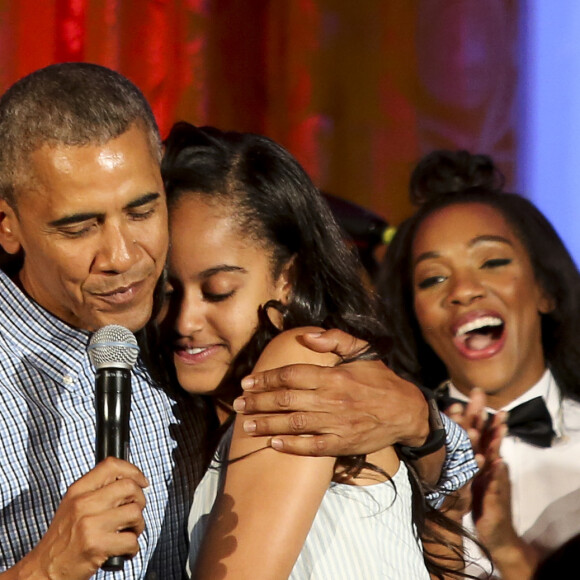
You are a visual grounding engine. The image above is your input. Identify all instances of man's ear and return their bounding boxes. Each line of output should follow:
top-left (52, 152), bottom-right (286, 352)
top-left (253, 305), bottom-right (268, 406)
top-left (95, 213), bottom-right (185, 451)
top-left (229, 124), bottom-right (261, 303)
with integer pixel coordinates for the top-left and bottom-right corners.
top-left (0, 200), bottom-right (22, 255)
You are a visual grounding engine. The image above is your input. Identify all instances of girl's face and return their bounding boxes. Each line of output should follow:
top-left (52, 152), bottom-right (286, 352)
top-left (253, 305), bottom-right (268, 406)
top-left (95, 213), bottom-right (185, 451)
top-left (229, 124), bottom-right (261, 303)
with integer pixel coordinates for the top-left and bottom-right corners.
top-left (162, 195), bottom-right (291, 398)
top-left (411, 203), bottom-right (553, 408)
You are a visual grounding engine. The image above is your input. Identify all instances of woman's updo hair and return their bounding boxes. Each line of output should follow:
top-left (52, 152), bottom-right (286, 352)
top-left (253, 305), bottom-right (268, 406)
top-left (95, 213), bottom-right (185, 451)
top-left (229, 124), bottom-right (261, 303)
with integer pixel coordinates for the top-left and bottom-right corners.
top-left (378, 149), bottom-right (580, 399)
top-left (409, 149), bottom-right (505, 206)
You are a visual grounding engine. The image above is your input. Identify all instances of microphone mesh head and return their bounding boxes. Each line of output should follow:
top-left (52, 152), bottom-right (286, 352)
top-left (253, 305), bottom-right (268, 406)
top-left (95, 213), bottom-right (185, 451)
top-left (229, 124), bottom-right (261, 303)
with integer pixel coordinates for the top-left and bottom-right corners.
top-left (88, 324), bottom-right (140, 370)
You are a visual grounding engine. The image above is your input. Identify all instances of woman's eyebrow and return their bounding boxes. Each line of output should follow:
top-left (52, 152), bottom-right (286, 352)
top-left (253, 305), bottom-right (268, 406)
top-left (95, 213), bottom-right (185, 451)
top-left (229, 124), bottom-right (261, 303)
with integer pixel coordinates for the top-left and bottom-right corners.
top-left (468, 234), bottom-right (514, 248)
top-left (414, 250), bottom-right (440, 267)
top-left (414, 235), bottom-right (514, 267)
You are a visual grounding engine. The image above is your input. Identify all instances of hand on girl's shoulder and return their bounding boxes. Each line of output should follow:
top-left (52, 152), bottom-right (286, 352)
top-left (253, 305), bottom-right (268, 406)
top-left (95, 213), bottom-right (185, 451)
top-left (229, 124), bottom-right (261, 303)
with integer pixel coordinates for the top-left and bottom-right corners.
top-left (254, 326), bottom-right (341, 373)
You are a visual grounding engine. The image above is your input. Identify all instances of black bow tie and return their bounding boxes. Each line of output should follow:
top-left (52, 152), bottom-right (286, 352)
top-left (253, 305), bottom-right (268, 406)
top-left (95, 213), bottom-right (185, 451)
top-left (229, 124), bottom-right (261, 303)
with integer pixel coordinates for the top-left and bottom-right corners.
top-left (435, 386), bottom-right (555, 448)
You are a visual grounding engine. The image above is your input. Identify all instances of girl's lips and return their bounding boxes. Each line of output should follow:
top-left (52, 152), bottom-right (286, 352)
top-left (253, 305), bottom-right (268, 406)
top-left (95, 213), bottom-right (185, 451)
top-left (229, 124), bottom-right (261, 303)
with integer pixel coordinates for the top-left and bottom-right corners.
top-left (450, 310), bottom-right (506, 360)
top-left (174, 344), bottom-right (221, 365)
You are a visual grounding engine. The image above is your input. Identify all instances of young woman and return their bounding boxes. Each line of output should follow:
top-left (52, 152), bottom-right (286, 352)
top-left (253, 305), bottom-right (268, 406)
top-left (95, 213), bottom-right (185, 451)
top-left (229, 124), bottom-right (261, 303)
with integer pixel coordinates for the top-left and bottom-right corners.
top-left (157, 124), bottom-right (479, 579)
top-left (378, 150), bottom-right (580, 579)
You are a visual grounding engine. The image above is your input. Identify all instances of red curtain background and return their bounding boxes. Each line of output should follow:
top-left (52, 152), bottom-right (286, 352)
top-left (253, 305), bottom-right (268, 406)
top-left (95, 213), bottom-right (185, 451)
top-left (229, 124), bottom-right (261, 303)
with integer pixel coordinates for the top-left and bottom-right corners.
top-left (0, 0), bottom-right (519, 226)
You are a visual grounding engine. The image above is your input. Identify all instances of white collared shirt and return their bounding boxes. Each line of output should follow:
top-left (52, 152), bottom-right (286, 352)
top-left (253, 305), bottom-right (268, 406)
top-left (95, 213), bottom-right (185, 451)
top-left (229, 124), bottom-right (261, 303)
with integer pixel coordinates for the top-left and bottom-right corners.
top-left (447, 369), bottom-right (580, 577)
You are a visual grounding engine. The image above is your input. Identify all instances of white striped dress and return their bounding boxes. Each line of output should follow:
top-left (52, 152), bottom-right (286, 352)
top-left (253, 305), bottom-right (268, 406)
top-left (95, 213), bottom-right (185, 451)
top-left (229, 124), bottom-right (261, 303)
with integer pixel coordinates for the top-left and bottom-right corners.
top-left (187, 426), bottom-right (430, 579)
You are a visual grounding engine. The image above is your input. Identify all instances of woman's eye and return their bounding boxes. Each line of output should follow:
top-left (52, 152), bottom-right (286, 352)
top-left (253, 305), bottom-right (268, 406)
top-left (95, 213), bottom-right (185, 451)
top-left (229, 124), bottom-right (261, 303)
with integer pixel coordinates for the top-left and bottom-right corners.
top-left (482, 258), bottom-right (512, 269)
top-left (417, 275), bottom-right (446, 290)
top-left (204, 290), bottom-right (235, 303)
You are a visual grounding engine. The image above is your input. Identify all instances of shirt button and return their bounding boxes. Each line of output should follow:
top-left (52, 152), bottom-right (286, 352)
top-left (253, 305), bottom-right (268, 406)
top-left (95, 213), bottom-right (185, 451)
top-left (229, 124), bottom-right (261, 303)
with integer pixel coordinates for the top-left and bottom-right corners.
top-left (63, 374), bottom-right (74, 385)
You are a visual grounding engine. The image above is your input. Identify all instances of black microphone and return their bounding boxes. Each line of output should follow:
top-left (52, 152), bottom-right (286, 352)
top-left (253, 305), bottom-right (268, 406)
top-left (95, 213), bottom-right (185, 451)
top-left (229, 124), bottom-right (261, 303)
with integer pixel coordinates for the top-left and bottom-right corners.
top-left (88, 324), bottom-right (139, 572)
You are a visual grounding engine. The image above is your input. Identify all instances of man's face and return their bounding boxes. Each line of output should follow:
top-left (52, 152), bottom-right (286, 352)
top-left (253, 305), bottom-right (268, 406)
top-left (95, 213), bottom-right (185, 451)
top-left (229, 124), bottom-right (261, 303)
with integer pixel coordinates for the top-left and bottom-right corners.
top-left (0, 125), bottom-right (168, 332)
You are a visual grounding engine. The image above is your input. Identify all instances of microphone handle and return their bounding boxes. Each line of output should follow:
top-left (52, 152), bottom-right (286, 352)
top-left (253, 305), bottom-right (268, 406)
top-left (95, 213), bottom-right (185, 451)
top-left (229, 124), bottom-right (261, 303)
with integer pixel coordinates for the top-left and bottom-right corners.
top-left (95, 367), bottom-right (131, 572)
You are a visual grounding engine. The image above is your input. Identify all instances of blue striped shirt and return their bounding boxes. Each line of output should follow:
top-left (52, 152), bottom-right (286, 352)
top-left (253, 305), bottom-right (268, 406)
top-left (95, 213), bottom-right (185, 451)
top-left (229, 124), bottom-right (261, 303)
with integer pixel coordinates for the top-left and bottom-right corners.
top-left (430, 412), bottom-right (478, 506)
top-left (0, 269), bottom-right (210, 578)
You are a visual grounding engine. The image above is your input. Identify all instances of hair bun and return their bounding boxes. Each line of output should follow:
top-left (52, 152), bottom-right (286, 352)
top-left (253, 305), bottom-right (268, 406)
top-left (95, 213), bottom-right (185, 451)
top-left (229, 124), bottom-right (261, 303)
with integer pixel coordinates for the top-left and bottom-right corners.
top-left (409, 149), bottom-right (505, 206)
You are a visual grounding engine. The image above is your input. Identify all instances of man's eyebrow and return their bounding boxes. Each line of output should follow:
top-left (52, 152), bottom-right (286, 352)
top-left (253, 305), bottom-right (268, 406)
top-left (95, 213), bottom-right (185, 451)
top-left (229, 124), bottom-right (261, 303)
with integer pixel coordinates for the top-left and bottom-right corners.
top-left (48, 212), bottom-right (101, 228)
top-left (47, 192), bottom-right (162, 228)
top-left (125, 192), bottom-right (161, 210)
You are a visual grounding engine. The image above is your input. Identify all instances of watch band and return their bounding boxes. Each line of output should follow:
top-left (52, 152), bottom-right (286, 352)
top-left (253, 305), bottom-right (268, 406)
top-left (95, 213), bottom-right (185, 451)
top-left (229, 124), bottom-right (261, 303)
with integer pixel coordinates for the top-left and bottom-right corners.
top-left (397, 388), bottom-right (447, 461)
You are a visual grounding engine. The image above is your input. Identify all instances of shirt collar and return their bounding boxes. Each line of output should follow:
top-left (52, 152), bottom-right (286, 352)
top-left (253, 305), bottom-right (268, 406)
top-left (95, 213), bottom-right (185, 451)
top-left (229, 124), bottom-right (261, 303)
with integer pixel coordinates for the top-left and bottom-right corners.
top-left (0, 268), bottom-right (92, 389)
top-left (444, 368), bottom-right (563, 438)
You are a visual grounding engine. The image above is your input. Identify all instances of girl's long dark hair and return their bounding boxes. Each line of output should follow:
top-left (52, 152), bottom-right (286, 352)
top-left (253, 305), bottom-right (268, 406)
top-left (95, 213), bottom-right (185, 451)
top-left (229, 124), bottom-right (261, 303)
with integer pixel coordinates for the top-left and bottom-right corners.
top-left (157, 126), bottom-right (482, 578)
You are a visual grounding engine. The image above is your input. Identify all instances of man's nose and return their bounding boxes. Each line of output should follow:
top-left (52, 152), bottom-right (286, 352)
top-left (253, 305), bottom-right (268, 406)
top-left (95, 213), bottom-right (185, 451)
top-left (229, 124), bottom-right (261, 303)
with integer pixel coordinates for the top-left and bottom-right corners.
top-left (95, 224), bottom-right (137, 273)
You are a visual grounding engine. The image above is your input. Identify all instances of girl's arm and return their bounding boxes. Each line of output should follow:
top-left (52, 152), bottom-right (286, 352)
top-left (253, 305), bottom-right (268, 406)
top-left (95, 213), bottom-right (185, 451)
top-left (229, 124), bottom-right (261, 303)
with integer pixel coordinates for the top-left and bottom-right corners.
top-left (194, 327), bottom-right (339, 580)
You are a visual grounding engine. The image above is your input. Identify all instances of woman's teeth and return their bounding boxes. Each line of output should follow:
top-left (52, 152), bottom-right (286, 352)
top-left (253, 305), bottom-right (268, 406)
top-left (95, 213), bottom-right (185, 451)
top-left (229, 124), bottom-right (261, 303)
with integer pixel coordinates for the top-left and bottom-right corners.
top-left (456, 316), bottom-right (503, 337)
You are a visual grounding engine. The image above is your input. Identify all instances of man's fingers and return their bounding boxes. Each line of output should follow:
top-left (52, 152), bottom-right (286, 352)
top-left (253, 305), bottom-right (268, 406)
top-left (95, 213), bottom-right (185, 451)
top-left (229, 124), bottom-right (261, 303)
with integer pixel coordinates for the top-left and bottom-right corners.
top-left (239, 410), bottom-right (381, 456)
top-left (298, 328), bottom-right (368, 358)
top-left (102, 529), bottom-right (141, 560)
top-left (96, 516), bottom-right (143, 563)
top-left (64, 477), bottom-right (148, 542)
top-left (241, 411), bottom-right (339, 437)
top-left (235, 387), bottom-right (347, 414)
top-left (269, 434), bottom-right (342, 456)
top-left (68, 457), bottom-right (149, 496)
top-left (239, 330), bottom-right (370, 394)
top-left (98, 476), bottom-right (148, 511)
top-left (241, 363), bottom-right (325, 394)
top-left (239, 363), bottom-right (359, 401)
top-left (105, 501), bottom-right (147, 537)
top-left (84, 481), bottom-right (147, 563)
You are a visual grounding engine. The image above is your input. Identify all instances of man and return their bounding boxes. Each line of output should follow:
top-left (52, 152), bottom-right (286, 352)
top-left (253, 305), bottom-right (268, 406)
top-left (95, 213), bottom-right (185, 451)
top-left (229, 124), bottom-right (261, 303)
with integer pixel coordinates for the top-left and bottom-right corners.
top-left (0, 63), bottom-right (474, 579)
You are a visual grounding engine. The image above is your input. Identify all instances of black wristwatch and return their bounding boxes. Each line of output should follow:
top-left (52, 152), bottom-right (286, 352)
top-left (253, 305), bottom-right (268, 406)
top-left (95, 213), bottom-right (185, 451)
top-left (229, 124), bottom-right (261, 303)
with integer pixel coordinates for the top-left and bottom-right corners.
top-left (397, 387), bottom-right (447, 461)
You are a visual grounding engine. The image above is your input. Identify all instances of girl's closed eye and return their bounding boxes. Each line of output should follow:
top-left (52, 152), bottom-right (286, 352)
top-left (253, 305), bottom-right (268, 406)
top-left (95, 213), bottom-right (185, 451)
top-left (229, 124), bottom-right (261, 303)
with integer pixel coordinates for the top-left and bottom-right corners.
top-left (202, 271), bottom-right (241, 303)
top-left (203, 289), bottom-right (235, 302)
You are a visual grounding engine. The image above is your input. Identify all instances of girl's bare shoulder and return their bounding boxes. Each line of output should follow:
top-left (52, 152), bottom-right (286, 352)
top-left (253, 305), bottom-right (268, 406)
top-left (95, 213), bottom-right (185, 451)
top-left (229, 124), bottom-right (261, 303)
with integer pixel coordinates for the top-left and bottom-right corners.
top-left (254, 326), bottom-right (340, 371)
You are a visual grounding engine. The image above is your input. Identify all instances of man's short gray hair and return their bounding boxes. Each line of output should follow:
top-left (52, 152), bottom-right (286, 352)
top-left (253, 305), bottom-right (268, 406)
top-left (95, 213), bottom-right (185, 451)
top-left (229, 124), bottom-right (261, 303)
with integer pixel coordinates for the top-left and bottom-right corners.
top-left (0, 62), bottom-right (162, 207)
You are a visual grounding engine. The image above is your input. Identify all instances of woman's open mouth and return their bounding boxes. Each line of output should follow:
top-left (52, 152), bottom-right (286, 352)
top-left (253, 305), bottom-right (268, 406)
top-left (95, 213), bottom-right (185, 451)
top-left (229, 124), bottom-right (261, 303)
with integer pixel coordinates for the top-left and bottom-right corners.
top-left (452, 314), bottom-right (506, 359)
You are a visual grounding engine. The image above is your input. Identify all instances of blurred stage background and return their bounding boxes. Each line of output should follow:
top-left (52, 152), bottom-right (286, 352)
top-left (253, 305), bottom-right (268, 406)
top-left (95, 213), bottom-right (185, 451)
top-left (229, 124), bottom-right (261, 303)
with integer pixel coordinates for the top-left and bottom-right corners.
top-left (0, 0), bottom-right (577, 264)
